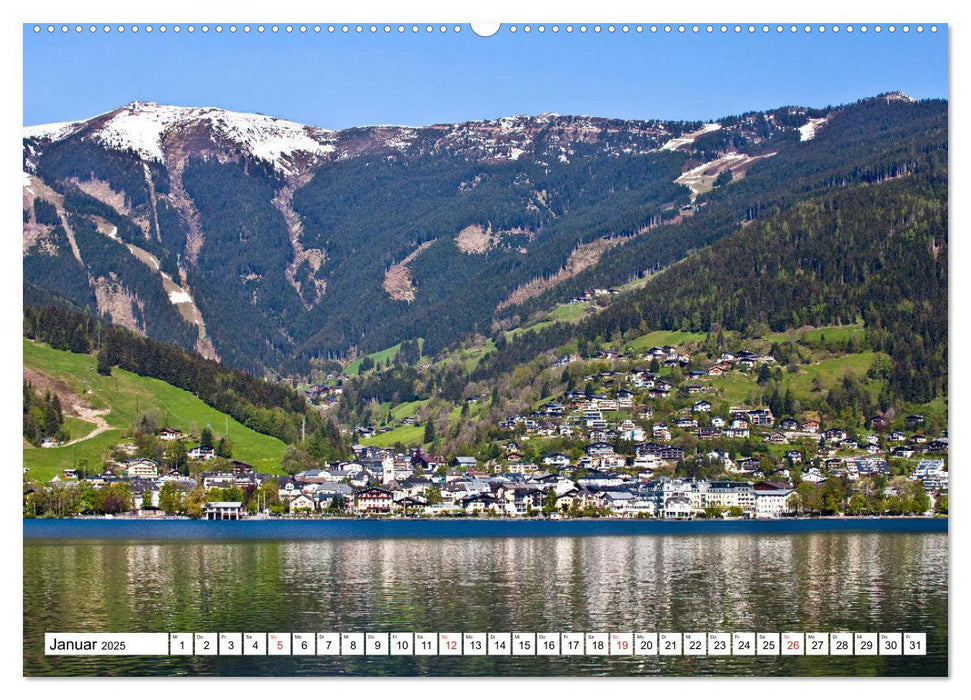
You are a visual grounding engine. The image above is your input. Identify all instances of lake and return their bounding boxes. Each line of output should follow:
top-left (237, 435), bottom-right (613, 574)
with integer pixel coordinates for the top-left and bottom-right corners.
top-left (23, 520), bottom-right (948, 676)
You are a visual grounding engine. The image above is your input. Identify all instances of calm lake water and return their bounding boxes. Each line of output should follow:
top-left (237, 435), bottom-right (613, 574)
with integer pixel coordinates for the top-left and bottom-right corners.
top-left (23, 521), bottom-right (948, 676)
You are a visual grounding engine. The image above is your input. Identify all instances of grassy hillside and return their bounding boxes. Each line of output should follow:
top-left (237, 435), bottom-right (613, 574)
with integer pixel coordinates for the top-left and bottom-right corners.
top-left (701, 351), bottom-right (887, 406)
top-left (345, 343), bottom-right (402, 376)
top-left (23, 339), bottom-right (286, 481)
top-left (626, 330), bottom-right (707, 352)
top-left (360, 424), bottom-right (425, 448)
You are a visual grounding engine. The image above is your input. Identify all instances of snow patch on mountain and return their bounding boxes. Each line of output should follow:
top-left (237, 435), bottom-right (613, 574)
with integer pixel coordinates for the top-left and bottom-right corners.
top-left (203, 109), bottom-right (336, 171)
top-left (22, 120), bottom-right (84, 141)
top-left (93, 104), bottom-right (180, 161)
top-left (798, 118), bottom-right (828, 142)
top-left (882, 91), bottom-right (916, 103)
top-left (660, 123), bottom-right (721, 151)
top-left (168, 290), bottom-right (193, 304)
top-left (380, 127), bottom-right (419, 152)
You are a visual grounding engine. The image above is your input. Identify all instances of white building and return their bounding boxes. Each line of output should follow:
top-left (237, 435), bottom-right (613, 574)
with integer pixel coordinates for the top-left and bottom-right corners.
top-left (754, 483), bottom-right (795, 518)
top-left (124, 458), bottom-right (159, 479)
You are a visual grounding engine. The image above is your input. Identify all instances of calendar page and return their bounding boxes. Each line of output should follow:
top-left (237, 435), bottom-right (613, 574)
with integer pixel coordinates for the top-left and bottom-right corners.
top-left (19, 3), bottom-right (949, 685)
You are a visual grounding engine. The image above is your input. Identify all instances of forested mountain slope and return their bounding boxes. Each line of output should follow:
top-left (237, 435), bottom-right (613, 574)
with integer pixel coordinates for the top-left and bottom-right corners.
top-left (23, 94), bottom-right (944, 377)
top-left (474, 170), bottom-right (947, 405)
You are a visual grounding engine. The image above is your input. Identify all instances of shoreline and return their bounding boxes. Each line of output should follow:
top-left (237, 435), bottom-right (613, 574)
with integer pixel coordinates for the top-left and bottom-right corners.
top-left (23, 516), bottom-right (947, 540)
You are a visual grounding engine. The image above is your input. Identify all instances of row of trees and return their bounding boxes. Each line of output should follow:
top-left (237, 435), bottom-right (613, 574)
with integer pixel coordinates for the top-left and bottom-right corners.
top-left (788, 476), bottom-right (932, 516)
top-left (25, 481), bottom-right (132, 518)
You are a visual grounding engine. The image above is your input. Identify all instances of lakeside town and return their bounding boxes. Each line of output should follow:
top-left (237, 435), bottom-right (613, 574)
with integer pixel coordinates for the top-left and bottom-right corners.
top-left (24, 344), bottom-right (948, 521)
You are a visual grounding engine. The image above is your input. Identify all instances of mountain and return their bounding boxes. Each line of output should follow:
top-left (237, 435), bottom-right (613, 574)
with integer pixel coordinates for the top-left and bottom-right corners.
top-left (23, 94), bottom-right (942, 376)
top-left (333, 162), bottom-right (947, 461)
top-left (472, 169), bottom-right (947, 404)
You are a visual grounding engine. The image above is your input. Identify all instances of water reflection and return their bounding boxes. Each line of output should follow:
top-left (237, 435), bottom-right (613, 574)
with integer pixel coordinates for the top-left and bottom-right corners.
top-left (24, 533), bottom-right (947, 676)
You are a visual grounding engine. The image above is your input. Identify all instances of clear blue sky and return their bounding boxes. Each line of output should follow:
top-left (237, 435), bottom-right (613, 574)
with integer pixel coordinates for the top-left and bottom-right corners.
top-left (24, 24), bottom-right (948, 128)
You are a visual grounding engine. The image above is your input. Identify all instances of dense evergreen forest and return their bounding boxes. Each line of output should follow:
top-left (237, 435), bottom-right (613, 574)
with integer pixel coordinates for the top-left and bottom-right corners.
top-left (497, 97), bottom-right (947, 323)
top-left (181, 157), bottom-right (303, 371)
top-left (474, 171), bottom-right (947, 405)
top-left (290, 149), bottom-right (689, 360)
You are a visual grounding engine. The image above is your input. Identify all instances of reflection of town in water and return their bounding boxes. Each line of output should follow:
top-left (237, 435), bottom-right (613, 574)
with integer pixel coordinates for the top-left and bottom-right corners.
top-left (24, 533), bottom-right (947, 676)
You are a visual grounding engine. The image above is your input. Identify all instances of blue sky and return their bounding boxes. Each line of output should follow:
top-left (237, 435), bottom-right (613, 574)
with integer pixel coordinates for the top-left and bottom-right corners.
top-left (23, 24), bottom-right (948, 128)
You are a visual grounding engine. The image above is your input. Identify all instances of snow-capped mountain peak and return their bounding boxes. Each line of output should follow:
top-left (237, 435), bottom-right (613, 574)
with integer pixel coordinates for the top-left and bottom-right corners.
top-left (25, 101), bottom-right (337, 175)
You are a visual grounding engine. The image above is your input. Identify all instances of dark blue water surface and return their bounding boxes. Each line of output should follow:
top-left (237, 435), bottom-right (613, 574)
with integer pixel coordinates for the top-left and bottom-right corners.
top-left (22, 516), bottom-right (948, 541)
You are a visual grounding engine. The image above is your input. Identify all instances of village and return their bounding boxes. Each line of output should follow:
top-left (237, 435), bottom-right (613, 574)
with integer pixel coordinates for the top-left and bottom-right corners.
top-left (25, 342), bottom-right (947, 521)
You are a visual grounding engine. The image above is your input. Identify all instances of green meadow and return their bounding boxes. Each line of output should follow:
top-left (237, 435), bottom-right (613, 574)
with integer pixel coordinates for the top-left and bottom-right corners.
top-left (344, 343), bottom-right (403, 376)
top-left (23, 340), bottom-right (286, 481)
top-left (626, 330), bottom-right (707, 352)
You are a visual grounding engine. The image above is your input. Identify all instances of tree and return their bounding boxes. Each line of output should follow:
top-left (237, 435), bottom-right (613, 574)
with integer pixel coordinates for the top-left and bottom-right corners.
top-left (164, 440), bottom-right (189, 474)
top-left (714, 170), bottom-right (733, 187)
top-left (134, 410), bottom-right (161, 436)
top-left (158, 481), bottom-right (185, 514)
top-left (140, 488), bottom-right (153, 510)
top-left (423, 419), bottom-right (436, 444)
top-left (868, 354), bottom-right (892, 381)
top-left (793, 481), bottom-right (822, 514)
top-left (543, 489), bottom-right (558, 515)
top-left (757, 364), bottom-right (772, 385)
top-left (45, 395), bottom-right (63, 437)
top-left (216, 437), bottom-right (233, 458)
top-left (786, 492), bottom-right (802, 516)
top-left (281, 445), bottom-right (312, 475)
top-left (847, 493), bottom-right (868, 515)
top-left (200, 425), bottom-right (214, 449)
top-left (819, 478), bottom-right (846, 515)
top-left (185, 487), bottom-right (206, 519)
top-left (95, 483), bottom-right (132, 514)
top-left (74, 481), bottom-right (96, 514)
top-left (911, 482), bottom-right (931, 513)
top-left (247, 477), bottom-right (282, 514)
top-left (96, 350), bottom-right (112, 376)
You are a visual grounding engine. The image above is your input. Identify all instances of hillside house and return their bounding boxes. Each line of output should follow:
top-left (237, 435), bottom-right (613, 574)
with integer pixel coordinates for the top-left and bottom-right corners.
top-left (188, 445), bottom-right (216, 461)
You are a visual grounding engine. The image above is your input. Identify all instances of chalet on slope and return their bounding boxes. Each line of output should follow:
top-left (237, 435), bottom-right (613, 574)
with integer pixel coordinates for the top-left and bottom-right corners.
top-left (158, 428), bottom-right (184, 441)
top-left (188, 444), bottom-right (216, 460)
